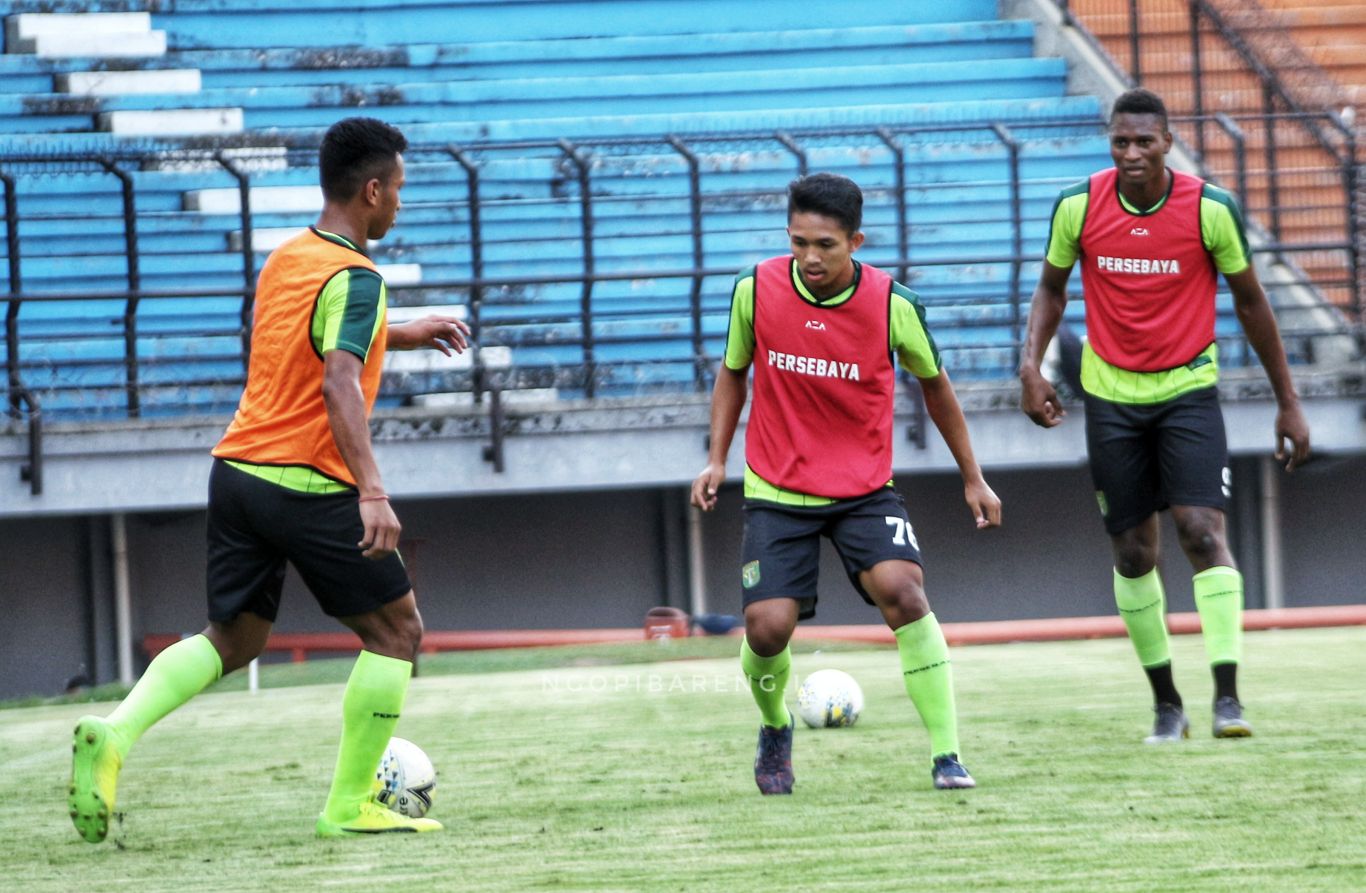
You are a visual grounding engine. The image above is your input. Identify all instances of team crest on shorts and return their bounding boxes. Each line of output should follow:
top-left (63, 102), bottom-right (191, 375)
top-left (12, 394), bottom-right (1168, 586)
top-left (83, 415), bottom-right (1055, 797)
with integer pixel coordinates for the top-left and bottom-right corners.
top-left (1095, 491), bottom-right (1109, 517)
top-left (742, 560), bottom-right (761, 589)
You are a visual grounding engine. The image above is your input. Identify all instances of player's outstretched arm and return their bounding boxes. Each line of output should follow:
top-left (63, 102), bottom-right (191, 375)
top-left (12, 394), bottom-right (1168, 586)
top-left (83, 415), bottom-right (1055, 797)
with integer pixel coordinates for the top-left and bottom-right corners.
top-left (322, 349), bottom-right (401, 558)
top-left (1226, 267), bottom-right (1311, 470)
top-left (1018, 261), bottom-right (1073, 428)
top-left (387, 315), bottom-right (471, 354)
top-left (920, 369), bottom-right (1002, 529)
top-left (690, 365), bottom-right (748, 512)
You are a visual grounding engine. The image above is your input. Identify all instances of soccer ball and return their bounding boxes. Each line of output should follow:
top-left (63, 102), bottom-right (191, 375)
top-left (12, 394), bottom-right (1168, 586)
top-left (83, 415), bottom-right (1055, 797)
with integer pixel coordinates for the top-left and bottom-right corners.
top-left (796, 669), bottom-right (864, 728)
top-left (375, 737), bottom-right (437, 818)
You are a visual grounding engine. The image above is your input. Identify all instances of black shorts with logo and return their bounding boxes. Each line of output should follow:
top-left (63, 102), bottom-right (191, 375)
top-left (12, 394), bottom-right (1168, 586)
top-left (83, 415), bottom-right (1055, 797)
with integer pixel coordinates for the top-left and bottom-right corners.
top-left (1084, 385), bottom-right (1230, 536)
top-left (205, 459), bottom-right (413, 623)
top-left (739, 487), bottom-right (924, 621)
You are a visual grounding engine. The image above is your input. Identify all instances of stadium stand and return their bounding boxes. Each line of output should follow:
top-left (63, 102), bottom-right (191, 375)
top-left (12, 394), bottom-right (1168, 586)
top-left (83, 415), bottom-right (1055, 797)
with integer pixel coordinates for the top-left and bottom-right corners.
top-left (0, 0), bottom-right (1124, 419)
top-left (0, 0), bottom-right (1352, 421)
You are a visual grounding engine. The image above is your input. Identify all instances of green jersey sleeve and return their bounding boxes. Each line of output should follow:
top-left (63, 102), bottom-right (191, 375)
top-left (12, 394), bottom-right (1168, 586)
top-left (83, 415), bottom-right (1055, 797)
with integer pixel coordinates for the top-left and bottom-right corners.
top-left (890, 283), bottom-right (941, 378)
top-left (722, 267), bottom-right (757, 370)
top-left (1200, 184), bottom-right (1252, 275)
top-left (311, 267), bottom-right (387, 361)
top-left (1044, 180), bottom-right (1091, 269)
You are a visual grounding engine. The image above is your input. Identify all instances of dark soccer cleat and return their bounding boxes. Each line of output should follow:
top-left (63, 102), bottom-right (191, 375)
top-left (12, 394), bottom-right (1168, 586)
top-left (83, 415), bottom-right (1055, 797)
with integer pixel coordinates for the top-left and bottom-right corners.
top-left (1212, 696), bottom-right (1253, 738)
top-left (753, 714), bottom-right (794, 795)
top-left (1144, 702), bottom-right (1190, 744)
top-left (931, 754), bottom-right (976, 790)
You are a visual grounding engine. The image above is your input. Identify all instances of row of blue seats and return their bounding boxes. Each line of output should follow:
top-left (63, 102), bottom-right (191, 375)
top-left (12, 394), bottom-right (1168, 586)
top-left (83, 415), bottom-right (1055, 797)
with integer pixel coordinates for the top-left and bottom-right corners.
top-left (3, 58), bottom-right (1070, 134)
top-left (148, 0), bottom-right (1003, 49)
top-left (0, 21), bottom-right (1037, 92)
top-left (0, 95), bottom-right (1103, 157)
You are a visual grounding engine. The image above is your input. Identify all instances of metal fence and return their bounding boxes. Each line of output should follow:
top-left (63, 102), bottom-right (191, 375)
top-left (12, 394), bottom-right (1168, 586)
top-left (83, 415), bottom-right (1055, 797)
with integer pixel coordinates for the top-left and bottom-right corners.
top-left (3, 116), bottom-right (1362, 495)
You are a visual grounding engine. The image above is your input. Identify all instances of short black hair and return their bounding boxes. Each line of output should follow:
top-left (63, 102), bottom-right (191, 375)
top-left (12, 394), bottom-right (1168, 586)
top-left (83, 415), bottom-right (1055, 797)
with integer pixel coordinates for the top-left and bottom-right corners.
top-left (1109, 88), bottom-right (1169, 131)
top-left (787, 172), bottom-right (862, 236)
top-left (319, 116), bottom-right (408, 202)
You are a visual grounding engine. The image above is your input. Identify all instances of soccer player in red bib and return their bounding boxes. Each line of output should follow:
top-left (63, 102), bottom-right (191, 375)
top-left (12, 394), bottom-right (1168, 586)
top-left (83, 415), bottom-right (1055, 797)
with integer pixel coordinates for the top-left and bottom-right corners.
top-left (1019, 89), bottom-right (1311, 742)
top-left (692, 172), bottom-right (1001, 794)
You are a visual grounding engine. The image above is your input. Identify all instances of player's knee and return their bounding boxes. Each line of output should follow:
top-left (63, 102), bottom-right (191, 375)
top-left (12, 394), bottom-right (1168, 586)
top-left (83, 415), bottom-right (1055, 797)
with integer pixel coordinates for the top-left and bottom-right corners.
top-left (386, 611), bottom-right (423, 661)
top-left (1112, 540), bottom-right (1157, 578)
top-left (744, 618), bottom-right (790, 656)
top-left (1176, 518), bottom-right (1225, 565)
top-left (882, 585), bottom-right (930, 627)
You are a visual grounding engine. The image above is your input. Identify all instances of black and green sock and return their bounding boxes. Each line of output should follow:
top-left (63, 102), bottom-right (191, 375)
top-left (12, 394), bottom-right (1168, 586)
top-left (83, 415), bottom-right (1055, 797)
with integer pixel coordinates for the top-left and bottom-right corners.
top-left (1194, 566), bottom-right (1244, 702)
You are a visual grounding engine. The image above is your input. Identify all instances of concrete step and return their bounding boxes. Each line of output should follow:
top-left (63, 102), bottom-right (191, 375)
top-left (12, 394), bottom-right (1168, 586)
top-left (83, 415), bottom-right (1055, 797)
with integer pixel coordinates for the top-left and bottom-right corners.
top-left (407, 386), bottom-right (558, 409)
top-left (5, 11), bottom-right (150, 42)
top-left (16, 30), bottom-right (166, 59)
top-left (185, 184), bottom-right (319, 214)
top-left (98, 107), bottom-right (242, 136)
top-left (57, 69), bottom-right (201, 96)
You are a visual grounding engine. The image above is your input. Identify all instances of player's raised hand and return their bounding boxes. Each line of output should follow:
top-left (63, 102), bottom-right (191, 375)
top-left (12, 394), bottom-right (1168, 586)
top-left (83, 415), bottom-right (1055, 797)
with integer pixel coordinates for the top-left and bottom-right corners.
top-left (964, 477), bottom-right (1001, 529)
top-left (1019, 368), bottom-right (1065, 428)
top-left (690, 463), bottom-right (725, 511)
top-left (1274, 402), bottom-right (1311, 471)
top-left (391, 315), bottom-right (471, 355)
top-left (358, 497), bottom-right (402, 559)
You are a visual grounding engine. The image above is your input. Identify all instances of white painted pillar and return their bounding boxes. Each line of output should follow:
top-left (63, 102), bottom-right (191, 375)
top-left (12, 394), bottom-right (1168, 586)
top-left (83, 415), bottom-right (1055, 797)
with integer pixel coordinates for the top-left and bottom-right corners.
top-left (1259, 456), bottom-right (1285, 610)
top-left (111, 513), bottom-right (134, 685)
top-left (687, 504), bottom-right (707, 618)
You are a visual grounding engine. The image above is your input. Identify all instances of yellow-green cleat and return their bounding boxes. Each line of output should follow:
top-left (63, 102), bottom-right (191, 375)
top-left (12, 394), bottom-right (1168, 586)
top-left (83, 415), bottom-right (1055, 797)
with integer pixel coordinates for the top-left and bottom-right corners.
top-left (69, 716), bottom-right (122, 844)
top-left (315, 800), bottom-right (443, 838)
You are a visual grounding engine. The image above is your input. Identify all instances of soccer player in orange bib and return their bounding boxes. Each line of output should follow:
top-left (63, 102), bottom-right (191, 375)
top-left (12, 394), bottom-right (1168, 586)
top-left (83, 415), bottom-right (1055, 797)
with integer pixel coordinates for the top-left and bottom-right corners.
top-left (692, 172), bottom-right (1001, 794)
top-left (1019, 89), bottom-right (1310, 742)
top-left (68, 117), bottom-right (469, 842)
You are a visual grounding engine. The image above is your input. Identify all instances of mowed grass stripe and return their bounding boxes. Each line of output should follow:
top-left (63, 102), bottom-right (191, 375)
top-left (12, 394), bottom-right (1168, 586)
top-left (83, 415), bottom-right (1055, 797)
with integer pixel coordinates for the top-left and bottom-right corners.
top-left (5, 627), bottom-right (1363, 892)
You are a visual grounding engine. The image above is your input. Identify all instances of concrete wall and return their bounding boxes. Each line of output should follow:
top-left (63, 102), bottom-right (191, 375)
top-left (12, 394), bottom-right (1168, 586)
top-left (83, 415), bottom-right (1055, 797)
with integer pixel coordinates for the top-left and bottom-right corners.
top-left (2, 453), bottom-right (1361, 700)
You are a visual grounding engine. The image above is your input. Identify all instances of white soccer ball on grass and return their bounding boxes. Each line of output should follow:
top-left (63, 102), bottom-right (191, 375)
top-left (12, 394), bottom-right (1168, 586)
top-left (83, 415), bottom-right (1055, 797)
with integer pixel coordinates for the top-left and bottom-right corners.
top-left (375, 737), bottom-right (437, 818)
top-left (796, 668), bottom-right (864, 728)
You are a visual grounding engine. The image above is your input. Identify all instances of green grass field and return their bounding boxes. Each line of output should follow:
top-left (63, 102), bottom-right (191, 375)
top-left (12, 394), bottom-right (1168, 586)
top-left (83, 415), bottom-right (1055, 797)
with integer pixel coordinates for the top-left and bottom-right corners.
top-left (7, 627), bottom-right (1364, 892)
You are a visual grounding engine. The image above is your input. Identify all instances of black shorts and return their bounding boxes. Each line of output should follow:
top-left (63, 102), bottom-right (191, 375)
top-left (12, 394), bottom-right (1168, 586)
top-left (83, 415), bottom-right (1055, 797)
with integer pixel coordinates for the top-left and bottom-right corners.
top-left (1084, 386), bottom-right (1230, 536)
top-left (205, 459), bottom-right (413, 623)
top-left (739, 488), bottom-right (924, 621)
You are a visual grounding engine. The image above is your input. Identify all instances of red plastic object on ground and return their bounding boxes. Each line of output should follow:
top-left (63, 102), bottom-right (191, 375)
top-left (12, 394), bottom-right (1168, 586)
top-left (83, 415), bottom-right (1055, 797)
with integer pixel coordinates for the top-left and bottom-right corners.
top-left (643, 606), bottom-right (691, 640)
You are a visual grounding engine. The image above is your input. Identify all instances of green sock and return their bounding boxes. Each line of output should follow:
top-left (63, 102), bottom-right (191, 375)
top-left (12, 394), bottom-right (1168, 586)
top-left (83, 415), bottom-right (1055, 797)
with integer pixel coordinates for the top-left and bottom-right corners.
top-left (106, 633), bottom-right (223, 759)
top-left (1114, 568), bottom-right (1171, 668)
top-left (321, 650), bottom-right (413, 823)
top-left (739, 638), bottom-right (791, 729)
top-left (1194, 566), bottom-right (1243, 666)
top-left (894, 613), bottom-right (961, 760)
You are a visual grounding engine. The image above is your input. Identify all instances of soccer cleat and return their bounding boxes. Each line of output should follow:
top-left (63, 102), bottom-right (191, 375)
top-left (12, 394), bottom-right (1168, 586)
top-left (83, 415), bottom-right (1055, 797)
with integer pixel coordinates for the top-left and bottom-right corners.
top-left (68, 716), bottom-right (123, 844)
top-left (753, 713), bottom-right (794, 795)
top-left (931, 754), bottom-right (976, 790)
top-left (1212, 696), bottom-right (1253, 738)
top-left (315, 799), bottom-right (443, 838)
top-left (1144, 702), bottom-right (1190, 744)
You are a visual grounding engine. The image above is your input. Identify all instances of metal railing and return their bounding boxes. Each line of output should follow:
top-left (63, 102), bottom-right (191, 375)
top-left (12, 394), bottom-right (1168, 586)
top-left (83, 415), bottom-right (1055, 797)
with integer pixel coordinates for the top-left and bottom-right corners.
top-left (2, 118), bottom-right (1361, 492)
